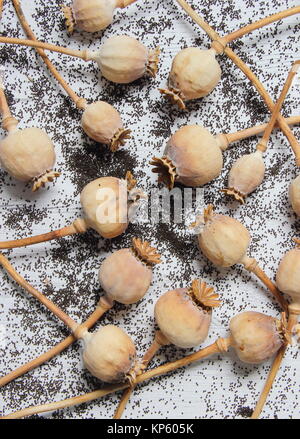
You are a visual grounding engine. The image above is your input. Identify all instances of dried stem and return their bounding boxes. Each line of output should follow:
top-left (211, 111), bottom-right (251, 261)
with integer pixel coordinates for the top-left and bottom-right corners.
top-left (0, 36), bottom-right (90, 61)
top-left (240, 255), bottom-right (288, 313)
top-left (175, 0), bottom-right (300, 165)
top-left (1, 337), bottom-right (231, 419)
top-left (0, 218), bottom-right (88, 249)
top-left (114, 330), bottom-right (170, 419)
top-left (218, 115), bottom-right (300, 150)
top-left (0, 252), bottom-right (78, 332)
top-left (12, 0), bottom-right (87, 110)
top-left (0, 296), bottom-right (113, 388)
top-left (0, 0), bottom-right (3, 19)
top-left (251, 310), bottom-right (298, 419)
top-left (256, 61), bottom-right (300, 152)
top-left (223, 6), bottom-right (300, 44)
top-left (0, 72), bottom-right (18, 131)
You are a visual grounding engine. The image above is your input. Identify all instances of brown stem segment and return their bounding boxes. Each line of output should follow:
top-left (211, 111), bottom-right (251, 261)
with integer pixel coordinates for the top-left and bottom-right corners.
top-left (240, 255), bottom-right (288, 313)
top-left (0, 296), bottom-right (113, 388)
top-left (0, 36), bottom-right (91, 60)
top-left (216, 115), bottom-right (300, 151)
top-left (114, 330), bottom-right (170, 419)
top-left (256, 61), bottom-right (300, 152)
top-left (0, 218), bottom-right (88, 249)
top-left (175, 0), bottom-right (300, 166)
top-left (0, 252), bottom-right (78, 331)
top-left (223, 6), bottom-right (300, 44)
top-left (12, 0), bottom-right (87, 110)
top-left (1, 337), bottom-right (232, 419)
top-left (251, 310), bottom-right (299, 419)
top-left (0, 86), bottom-right (18, 132)
top-left (0, 0), bottom-right (3, 19)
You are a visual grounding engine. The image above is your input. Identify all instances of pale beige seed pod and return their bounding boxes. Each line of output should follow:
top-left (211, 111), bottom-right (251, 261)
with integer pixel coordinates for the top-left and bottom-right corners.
top-left (276, 239), bottom-right (300, 314)
top-left (62, 0), bottom-right (137, 33)
top-left (82, 325), bottom-right (139, 383)
top-left (155, 279), bottom-right (220, 348)
top-left (230, 311), bottom-right (284, 364)
top-left (160, 48), bottom-right (221, 109)
top-left (289, 175), bottom-right (300, 216)
top-left (81, 101), bottom-right (131, 151)
top-left (222, 150), bottom-right (265, 204)
top-left (99, 238), bottom-right (161, 304)
top-left (197, 205), bottom-right (250, 267)
top-left (151, 125), bottom-right (223, 189)
top-left (0, 127), bottom-right (60, 191)
top-left (87, 35), bottom-right (160, 84)
top-left (80, 172), bottom-right (143, 238)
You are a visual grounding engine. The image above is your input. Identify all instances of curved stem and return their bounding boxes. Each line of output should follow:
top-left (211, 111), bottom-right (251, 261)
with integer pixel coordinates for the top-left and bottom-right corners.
top-left (12, 0), bottom-right (87, 110)
top-left (220, 115), bottom-right (300, 148)
top-left (0, 36), bottom-right (90, 60)
top-left (175, 0), bottom-right (300, 166)
top-left (251, 311), bottom-right (298, 419)
top-left (0, 296), bottom-right (113, 388)
top-left (175, 0), bottom-right (219, 41)
top-left (256, 61), bottom-right (300, 152)
top-left (0, 252), bottom-right (77, 331)
top-left (240, 255), bottom-right (288, 313)
top-left (1, 337), bottom-right (231, 419)
top-left (114, 330), bottom-right (170, 419)
top-left (0, 218), bottom-right (88, 249)
top-left (223, 6), bottom-right (300, 44)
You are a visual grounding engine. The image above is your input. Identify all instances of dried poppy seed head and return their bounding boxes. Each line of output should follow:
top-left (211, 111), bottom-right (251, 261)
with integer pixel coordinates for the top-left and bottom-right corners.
top-left (154, 279), bottom-right (220, 348)
top-left (99, 238), bottom-right (160, 305)
top-left (160, 47), bottom-right (221, 109)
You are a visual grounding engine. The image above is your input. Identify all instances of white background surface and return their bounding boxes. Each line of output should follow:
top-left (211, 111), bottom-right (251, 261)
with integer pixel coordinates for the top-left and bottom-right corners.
top-left (0, 0), bottom-right (299, 419)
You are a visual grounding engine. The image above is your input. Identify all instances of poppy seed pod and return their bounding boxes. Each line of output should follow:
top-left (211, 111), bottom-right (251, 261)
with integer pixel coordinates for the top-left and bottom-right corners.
top-left (155, 279), bottom-right (220, 348)
top-left (62, 0), bottom-right (137, 34)
top-left (276, 239), bottom-right (300, 314)
top-left (99, 238), bottom-right (161, 304)
top-left (197, 205), bottom-right (250, 267)
top-left (80, 172), bottom-right (144, 239)
top-left (87, 35), bottom-right (160, 84)
top-left (229, 311), bottom-right (284, 364)
top-left (151, 125), bottom-right (223, 189)
top-left (160, 48), bottom-right (221, 109)
top-left (0, 127), bottom-right (60, 191)
top-left (222, 150), bottom-right (265, 204)
top-left (81, 101), bottom-right (131, 151)
top-left (289, 175), bottom-right (300, 216)
top-left (82, 325), bottom-right (141, 383)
